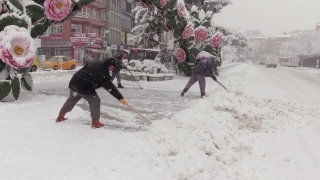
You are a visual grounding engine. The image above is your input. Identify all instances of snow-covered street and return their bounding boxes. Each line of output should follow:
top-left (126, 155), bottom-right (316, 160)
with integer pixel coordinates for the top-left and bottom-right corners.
top-left (1, 63), bottom-right (319, 179)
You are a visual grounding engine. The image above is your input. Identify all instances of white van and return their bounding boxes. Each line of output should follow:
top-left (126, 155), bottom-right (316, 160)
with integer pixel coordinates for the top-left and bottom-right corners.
top-left (266, 55), bottom-right (278, 68)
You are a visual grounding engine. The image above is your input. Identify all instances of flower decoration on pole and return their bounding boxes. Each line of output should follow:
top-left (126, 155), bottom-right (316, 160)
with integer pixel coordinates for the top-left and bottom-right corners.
top-left (174, 48), bottom-right (186, 62)
top-left (211, 32), bottom-right (224, 47)
top-left (194, 26), bottom-right (208, 42)
top-left (44, 0), bottom-right (72, 21)
top-left (0, 25), bottom-right (36, 69)
top-left (0, 0), bottom-right (97, 101)
top-left (0, 0), bottom-right (2, 13)
top-left (130, 0), bottom-right (230, 76)
top-left (160, 0), bottom-right (168, 6)
top-left (205, 11), bottom-right (213, 21)
top-left (182, 22), bottom-right (194, 39)
top-left (177, 0), bottom-right (186, 18)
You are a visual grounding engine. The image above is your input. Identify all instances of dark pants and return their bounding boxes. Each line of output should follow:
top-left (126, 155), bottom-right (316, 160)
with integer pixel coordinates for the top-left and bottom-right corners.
top-left (182, 74), bottom-right (206, 96)
top-left (111, 72), bottom-right (121, 84)
top-left (61, 90), bottom-right (101, 118)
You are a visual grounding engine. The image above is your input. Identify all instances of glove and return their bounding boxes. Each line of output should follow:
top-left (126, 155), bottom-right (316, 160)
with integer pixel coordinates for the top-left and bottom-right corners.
top-left (211, 74), bottom-right (217, 81)
top-left (119, 99), bottom-right (127, 105)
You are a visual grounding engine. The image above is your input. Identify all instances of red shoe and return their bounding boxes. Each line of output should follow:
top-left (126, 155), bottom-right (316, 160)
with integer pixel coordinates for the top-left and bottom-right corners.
top-left (56, 110), bottom-right (68, 122)
top-left (91, 118), bottom-right (105, 128)
top-left (56, 117), bottom-right (68, 122)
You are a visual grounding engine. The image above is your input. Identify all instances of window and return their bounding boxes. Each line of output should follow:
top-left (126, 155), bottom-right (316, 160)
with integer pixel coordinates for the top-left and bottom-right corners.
top-left (73, 24), bottom-right (82, 33)
top-left (92, 10), bottom-right (98, 18)
top-left (85, 27), bottom-right (90, 33)
top-left (91, 29), bottom-right (98, 34)
top-left (51, 25), bottom-right (63, 34)
top-left (86, 7), bottom-right (90, 14)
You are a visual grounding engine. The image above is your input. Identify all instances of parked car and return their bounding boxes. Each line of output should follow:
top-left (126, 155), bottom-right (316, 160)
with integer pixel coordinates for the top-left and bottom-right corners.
top-left (40, 56), bottom-right (78, 70)
top-left (30, 55), bottom-right (39, 72)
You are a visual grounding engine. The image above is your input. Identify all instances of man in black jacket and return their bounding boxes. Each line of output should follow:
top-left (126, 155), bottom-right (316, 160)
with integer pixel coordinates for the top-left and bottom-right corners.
top-left (111, 53), bottom-right (124, 88)
top-left (56, 58), bottom-right (127, 128)
top-left (181, 57), bottom-right (217, 98)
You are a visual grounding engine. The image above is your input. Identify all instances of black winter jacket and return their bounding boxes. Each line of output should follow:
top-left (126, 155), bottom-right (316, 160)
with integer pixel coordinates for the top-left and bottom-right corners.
top-left (69, 60), bottom-right (123, 100)
top-left (193, 57), bottom-right (214, 76)
top-left (113, 56), bottom-right (123, 73)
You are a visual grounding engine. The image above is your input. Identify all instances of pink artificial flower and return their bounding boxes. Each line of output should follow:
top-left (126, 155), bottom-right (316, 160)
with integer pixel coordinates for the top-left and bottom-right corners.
top-left (174, 48), bottom-right (186, 62)
top-left (0, 0), bottom-right (2, 13)
top-left (142, 2), bottom-right (152, 8)
top-left (177, 2), bottom-right (186, 17)
top-left (157, 9), bottom-right (165, 19)
top-left (182, 23), bottom-right (194, 39)
top-left (196, 51), bottom-right (213, 59)
top-left (0, 25), bottom-right (36, 69)
top-left (194, 26), bottom-right (208, 42)
top-left (164, 21), bottom-right (171, 31)
top-left (160, 0), bottom-right (168, 6)
top-left (206, 11), bottom-right (213, 20)
top-left (44, 0), bottom-right (72, 21)
top-left (211, 32), bottom-right (223, 47)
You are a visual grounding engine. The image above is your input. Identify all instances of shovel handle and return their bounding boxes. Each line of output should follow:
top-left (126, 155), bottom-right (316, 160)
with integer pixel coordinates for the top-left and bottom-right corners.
top-left (126, 103), bottom-right (152, 124)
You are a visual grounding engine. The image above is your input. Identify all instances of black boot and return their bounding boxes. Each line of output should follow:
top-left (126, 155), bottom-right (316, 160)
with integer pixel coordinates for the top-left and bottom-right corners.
top-left (181, 88), bottom-right (188, 97)
top-left (201, 92), bottom-right (206, 98)
top-left (118, 83), bottom-right (124, 88)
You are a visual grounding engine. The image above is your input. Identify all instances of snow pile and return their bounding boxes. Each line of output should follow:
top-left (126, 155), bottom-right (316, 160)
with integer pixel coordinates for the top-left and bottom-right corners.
top-left (124, 58), bottom-right (169, 73)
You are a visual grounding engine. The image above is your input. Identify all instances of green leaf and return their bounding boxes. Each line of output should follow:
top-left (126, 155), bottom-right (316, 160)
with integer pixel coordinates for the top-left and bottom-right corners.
top-left (0, 81), bottom-right (11, 101)
top-left (25, 4), bottom-right (45, 22)
top-left (166, 0), bottom-right (177, 10)
top-left (31, 24), bottom-right (45, 38)
top-left (11, 77), bottom-right (20, 100)
top-left (202, 21), bottom-right (211, 28)
top-left (21, 74), bottom-right (33, 91)
top-left (176, 22), bottom-right (183, 29)
top-left (204, 44), bottom-right (214, 53)
top-left (0, 15), bottom-right (28, 32)
top-left (167, 18), bottom-right (176, 28)
top-left (8, 0), bottom-right (24, 12)
top-left (0, 60), bottom-right (5, 73)
top-left (190, 48), bottom-right (200, 56)
top-left (188, 54), bottom-right (196, 63)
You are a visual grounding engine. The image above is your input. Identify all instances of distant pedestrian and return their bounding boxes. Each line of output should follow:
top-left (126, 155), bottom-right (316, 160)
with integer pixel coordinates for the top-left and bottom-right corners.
top-left (56, 58), bottom-right (127, 128)
top-left (111, 53), bottom-right (125, 88)
top-left (181, 56), bottom-right (217, 98)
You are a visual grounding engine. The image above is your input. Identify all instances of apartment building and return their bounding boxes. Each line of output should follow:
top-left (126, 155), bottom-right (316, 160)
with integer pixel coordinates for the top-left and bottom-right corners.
top-left (38, 0), bottom-right (117, 65)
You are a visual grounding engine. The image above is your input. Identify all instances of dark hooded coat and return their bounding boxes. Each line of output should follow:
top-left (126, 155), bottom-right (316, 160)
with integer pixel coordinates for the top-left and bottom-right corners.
top-left (69, 58), bottom-right (123, 100)
top-left (113, 54), bottom-right (124, 73)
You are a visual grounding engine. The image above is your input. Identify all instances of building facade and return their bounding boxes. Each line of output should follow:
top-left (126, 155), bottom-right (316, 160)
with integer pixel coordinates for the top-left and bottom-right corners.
top-left (39, 0), bottom-right (108, 65)
top-left (121, 0), bottom-right (135, 53)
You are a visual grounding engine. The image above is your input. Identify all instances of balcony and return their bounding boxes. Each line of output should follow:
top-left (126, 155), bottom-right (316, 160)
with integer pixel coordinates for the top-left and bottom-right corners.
top-left (72, 12), bottom-right (106, 27)
top-left (91, 0), bottom-right (107, 9)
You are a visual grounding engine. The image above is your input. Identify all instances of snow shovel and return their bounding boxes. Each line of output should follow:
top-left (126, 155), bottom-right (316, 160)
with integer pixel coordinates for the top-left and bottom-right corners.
top-left (125, 103), bottom-right (152, 124)
top-left (214, 79), bottom-right (229, 92)
top-left (126, 69), bottom-right (144, 89)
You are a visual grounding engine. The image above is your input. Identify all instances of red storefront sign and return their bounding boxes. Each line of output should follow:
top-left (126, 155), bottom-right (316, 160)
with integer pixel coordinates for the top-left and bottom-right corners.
top-left (70, 33), bottom-right (102, 41)
top-left (70, 33), bottom-right (88, 37)
top-left (91, 43), bottom-right (102, 48)
top-left (50, 34), bottom-right (62, 39)
top-left (70, 37), bottom-right (90, 43)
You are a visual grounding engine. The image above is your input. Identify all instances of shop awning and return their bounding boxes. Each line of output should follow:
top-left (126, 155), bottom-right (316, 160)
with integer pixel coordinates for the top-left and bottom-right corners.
top-left (87, 48), bottom-right (106, 54)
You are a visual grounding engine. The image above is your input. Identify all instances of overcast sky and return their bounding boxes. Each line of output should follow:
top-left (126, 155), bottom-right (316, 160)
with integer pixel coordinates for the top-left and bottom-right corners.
top-left (213, 0), bottom-right (320, 37)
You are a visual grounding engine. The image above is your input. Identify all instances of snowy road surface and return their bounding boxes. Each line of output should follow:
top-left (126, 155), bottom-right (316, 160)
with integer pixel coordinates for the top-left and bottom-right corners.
top-left (1, 63), bottom-right (319, 179)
